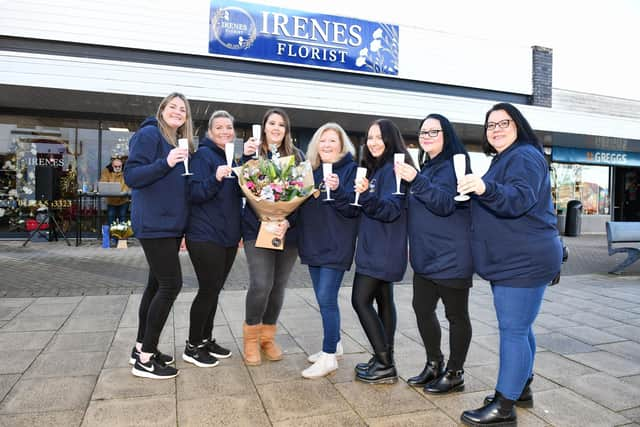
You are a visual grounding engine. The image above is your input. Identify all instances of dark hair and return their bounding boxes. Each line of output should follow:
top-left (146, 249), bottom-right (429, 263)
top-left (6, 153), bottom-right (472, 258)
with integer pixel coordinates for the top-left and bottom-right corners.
top-left (482, 102), bottom-right (541, 155)
top-left (259, 107), bottom-right (303, 162)
top-left (418, 113), bottom-right (470, 171)
top-left (362, 118), bottom-right (415, 174)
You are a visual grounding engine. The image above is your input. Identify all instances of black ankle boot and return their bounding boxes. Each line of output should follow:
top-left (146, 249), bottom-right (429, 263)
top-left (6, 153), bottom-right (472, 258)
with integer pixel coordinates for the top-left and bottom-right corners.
top-left (355, 351), bottom-right (397, 384)
top-left (483, 375), bottom-right (533, 408)
top-left (424, 369), bottom-right (464, 393)
top-left (407, 359), bottom-right (445, 386)
top-left (461, 391), bottom-right (516, 426)
top-left (354, 356), bottom-right (375, 374)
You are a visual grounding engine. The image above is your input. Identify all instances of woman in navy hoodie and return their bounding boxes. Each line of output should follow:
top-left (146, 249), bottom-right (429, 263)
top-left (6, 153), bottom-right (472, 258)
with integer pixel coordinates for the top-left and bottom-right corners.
top-left (124, 92), bottom-right (194, 380)
top-left (458, 103), bottom-right (562, 426)
top-left (297, 122), bottom-right (360, 379)
top-left (182, 111), bottom-right (242, 368)
top-left (352, 118), bottom-right (414, 384)
top-left (395, 114), bottom-right (473, 394)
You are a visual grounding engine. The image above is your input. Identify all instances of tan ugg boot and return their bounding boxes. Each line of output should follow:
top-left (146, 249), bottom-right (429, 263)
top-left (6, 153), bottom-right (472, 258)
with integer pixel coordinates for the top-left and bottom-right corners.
top-left (243, 322), bottom-right (261, 366)
top-left (260, 323), bottom-right (283, 361)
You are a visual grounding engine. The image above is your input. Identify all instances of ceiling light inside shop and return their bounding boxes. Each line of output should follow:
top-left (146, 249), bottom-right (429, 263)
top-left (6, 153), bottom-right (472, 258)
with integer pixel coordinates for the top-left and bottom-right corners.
top-left (108, 127), bottom-right (130, 132)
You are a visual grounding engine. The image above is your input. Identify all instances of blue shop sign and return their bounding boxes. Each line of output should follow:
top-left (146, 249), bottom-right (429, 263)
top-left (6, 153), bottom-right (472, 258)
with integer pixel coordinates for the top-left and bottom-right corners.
top-left (552, 147), bottom-right (640, 167)
top-left (208, 0), bottom-right (399, 76)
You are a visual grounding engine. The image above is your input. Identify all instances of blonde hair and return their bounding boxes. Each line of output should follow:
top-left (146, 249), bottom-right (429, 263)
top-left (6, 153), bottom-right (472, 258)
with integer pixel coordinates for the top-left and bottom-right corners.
top-left (306, 122), bottom-right (356, 170)
top-left (208, 110), bottom-right (235, 129)
top-left (156, 92), bottom-right (195, 152)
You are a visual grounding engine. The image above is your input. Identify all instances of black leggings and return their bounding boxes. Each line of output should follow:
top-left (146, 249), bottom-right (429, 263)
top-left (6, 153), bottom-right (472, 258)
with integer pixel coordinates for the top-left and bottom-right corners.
top-left (413, 274), bottom-right (472, 371)
top-left (351, 273), bottom-right (397, 354)
top-left (186, 240), bottom-right (237, 343)
top-left (137, 237), bottom-right (183, 354)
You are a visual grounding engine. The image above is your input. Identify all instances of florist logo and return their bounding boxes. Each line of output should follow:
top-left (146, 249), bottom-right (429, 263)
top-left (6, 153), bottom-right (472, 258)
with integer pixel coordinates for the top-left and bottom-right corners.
top-left (355, 25), bottom-right (399, 74)
top-left (211, 6), bottom-right (257, 50)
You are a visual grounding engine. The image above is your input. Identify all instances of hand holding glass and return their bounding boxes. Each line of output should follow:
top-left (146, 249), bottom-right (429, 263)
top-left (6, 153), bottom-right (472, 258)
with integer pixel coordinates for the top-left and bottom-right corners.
top-left (350, 167), bottom-right (367, 207)
top-left (225, 142), bottom-right (235, 179)
top-left (178, 138), bottom-right (192, 176)
top-left (393, 153), bottom-right (405, 195)
top-left (251, 124), bottom-right (261, 159)
top-left (453, 154), bottom-right (470, 201)
top-left (322, 163), bottom-right (333, 201)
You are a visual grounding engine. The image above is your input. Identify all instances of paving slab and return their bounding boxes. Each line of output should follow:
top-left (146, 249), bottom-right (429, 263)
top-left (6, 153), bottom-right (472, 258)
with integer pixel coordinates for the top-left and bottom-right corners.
top-left (565, 351), bottom-right (640, 377)
top-left (92, 367), bottom-right (176, 400)
top-left (0, 410), bottom-right (84, 427)
top-left (23, 351), bottom-right (106, 378)
top-left (82, 395), bottom-right (176, 427)
top-left (0, 376), bottom-right (96, 414)
top-left (273, 410), bottom-right (366, 427)
top-left (335, 381), bottom-right (431, 419)
top-left (177, 394), bottom-right (270, 427)
top-left (562, 372), bottom-right (640, 411)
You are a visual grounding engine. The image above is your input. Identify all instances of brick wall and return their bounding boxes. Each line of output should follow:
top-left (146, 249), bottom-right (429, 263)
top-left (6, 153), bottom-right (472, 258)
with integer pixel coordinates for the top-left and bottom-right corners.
top-left (532, 46), bottom-right (553, 107)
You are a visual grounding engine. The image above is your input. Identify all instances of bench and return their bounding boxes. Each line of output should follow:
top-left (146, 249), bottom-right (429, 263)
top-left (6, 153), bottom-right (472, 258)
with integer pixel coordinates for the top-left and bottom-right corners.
top-left (606, 221), bottom-right (640, 274)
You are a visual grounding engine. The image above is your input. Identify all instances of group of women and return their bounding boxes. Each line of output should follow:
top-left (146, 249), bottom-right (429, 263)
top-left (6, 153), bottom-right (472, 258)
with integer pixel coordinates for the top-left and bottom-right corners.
top-left (124, 92), bottom-right (562, 427)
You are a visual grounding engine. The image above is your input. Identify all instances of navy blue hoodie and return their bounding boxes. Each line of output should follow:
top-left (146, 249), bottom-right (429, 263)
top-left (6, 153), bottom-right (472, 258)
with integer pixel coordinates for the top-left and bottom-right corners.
top-left (124, 117), bottom-right (188, 239)
top-left (471, 142), bottom-right (562, 287)
top-left (185, 136), bottom-right (242, 247)
top-left (241, 148), bottom-right (305, 245)
top-left (355, 161), bottom-right (408, 282)
top-left (408, 156), bottom-right (472, 282)
top-left (297, 153), bottom-right (360, 271)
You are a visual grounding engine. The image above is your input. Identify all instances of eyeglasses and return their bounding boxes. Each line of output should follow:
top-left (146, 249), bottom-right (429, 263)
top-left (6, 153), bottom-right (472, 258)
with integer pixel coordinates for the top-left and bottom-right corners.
top-left (486, 119), bottom-right (511, 131)
top-left (419, 129), bottom-right (443, 138)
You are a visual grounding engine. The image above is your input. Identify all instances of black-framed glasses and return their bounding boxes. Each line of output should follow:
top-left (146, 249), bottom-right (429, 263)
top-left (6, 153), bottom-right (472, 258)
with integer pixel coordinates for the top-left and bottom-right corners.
top-left (486, 119), bottom-right (511, 131)
top-left (419, 129), bottom-right (443, 138)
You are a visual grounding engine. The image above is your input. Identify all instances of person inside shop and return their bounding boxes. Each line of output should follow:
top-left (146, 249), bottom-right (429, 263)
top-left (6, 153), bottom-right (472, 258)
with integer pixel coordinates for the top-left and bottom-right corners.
top-left (100, 155), bottom-right (130, 226)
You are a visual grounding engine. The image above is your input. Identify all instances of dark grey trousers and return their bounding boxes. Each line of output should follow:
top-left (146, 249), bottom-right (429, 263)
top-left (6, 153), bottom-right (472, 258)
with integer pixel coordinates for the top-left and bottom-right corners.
top-left (244, 240), bottom-right (298, 325)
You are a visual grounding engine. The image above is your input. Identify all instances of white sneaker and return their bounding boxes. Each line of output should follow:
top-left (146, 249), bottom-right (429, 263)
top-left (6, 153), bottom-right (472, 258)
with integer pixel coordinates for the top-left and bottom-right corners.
top-left (302, 352), bottom-right (338, 379)
top-left (308, 341), bottom-right (343, 363)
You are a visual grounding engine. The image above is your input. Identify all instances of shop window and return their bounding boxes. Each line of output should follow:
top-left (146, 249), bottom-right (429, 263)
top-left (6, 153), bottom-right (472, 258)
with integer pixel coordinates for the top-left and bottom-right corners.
top-left (551, 163), bottom-right (610, 215)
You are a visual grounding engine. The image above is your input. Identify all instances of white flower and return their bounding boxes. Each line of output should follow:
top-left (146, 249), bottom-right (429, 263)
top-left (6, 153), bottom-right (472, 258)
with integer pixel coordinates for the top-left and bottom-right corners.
top-left (359, 47), bottom-right (368, 56)
top-left (28, 171), bottom-right (35, 180)
top-left (370, 39), bottom-right (382, 52)
top-left (30, 148), bottom-right (37, 155)
top-left (16, 173), bottom-right (23, 179)
top-left (372, 28), bottom-right (383, 39)
top-left (23, 187), bottom-right (33, 194)
top-left (0, 208), bottom-right (4, 217)
top-left (356, 56), bottom-right (367, 67)
top-left (8, 189), bottom-right (17, 197)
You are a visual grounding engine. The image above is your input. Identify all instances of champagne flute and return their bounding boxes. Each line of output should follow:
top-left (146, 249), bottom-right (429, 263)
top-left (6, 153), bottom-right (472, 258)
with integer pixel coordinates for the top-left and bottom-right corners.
top-left (225, 142), bottom-right (235, 179)
top-left (453, 153), bottom-right (470, 201)
top-left (251, 124), bottom-right (261, 159)
top-left (350, 167), bottom-right (367, 207)
top-left (178, 138), bottom-right (193, 176)
top-left (322, 163), bottom-right (333, 201)
top-left (392, 153), bottom-right (405, 195)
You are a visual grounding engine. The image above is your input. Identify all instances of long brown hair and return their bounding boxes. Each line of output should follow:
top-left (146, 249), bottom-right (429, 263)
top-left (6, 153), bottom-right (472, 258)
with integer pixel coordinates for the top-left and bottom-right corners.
top-left (156, 92), bottom-right (195, 152)
top-left (258, 108), bottom-right (302, 162)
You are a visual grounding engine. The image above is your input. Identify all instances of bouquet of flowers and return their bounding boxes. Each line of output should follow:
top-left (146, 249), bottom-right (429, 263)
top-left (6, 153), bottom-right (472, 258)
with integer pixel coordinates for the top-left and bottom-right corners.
top-left (109, 220), bottom-right (134, 240)
top-left (234, 153), bottom-right (316, 250)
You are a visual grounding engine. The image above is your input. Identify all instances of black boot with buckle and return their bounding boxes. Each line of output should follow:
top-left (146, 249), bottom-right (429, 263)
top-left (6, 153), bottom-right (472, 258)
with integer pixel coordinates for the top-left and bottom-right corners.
top-left (484, 375), bottom-right (533, 408)
top-left (424, 369), bottom-right (464, 393)
top-left (407, 359), bottom-right (445, 386)
top-left (461, 391), bottom-right (516, 426)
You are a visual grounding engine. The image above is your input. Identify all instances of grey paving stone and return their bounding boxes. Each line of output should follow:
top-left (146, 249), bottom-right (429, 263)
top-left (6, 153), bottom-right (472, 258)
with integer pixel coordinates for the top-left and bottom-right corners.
top-left (20, 302), bottom-right (78, 317)
top-left (0, 331), bottom-right (55, 351)
top-left (0, 350), bottom-right (38, 375)
top-left (177, 393), bottom-right (270, 427)
top-left (24, 351), bottom-right (106, 378)
top-left (176, 364), bottom-right (253, 400)
top-left (1, 315), bottom-right (67, 332)
top-left (335, 380), bottom-right (431, 419)
top-left (562, 372), bottom-right (640, 411)
top-left (258, 378), bottom-right (350, 422)
top-left (246, 353), bottom-right (310, 385)
top-left (622, 374), bottom-right (640, 388)
top-left (45, 331), bottom-right (114, 353)
top-left (566, 351), bottom-right (640, 377)
top-left (607, 325), bottom-right (640, 342)
top-left (533, 352), bottom-right (598, 382)
top-left (60, 316), bottom-right (120, 333)
top-left (273, 410), bottom-right (366, 427)
top-left (31, 296), bottom-right (83, 305)
top-left (0, 374), bottom-right (19, 401)
top-left (535, 313), bottom-right (581, 330)
top-left (0, 410), bottom-right (84, 427)
top-left (92, 367), bottom-right (175, 400)
top-left (597, 341), bottom-right (640, 364)
top-left (561, 326), bottom-right (628, 345)
top-left (536, 332), bottom-right (597, 354)
top-left (0, 299), bottom-right (32, 321)
top-left (82, 395), bottom-right (175, 427)
top-left (530, 387), bottom-right (629, 426)
top-left (563, 311), bottom-right (626, 328)
top-left (0, 376), bottom-right (96, 414)
top-left (620, 406), bottom-right (640, 424)
top-left (366, 409), bottom-right (458, 426)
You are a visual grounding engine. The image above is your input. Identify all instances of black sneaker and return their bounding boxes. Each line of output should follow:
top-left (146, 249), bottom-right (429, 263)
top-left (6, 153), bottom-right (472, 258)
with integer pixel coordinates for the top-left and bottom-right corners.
top-left (203, 339), bottom-right (232, 359)
top-left (131, 355), bottom-right (179, 379)
top-left (182, 342), bottom-right (219, 368)
top-left (129, 346), bottom-right (175, 366)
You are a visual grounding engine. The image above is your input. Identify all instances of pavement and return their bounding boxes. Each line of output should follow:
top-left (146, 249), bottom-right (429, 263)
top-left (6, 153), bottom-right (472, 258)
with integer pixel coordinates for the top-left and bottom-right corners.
top-left (0, 234), bottom-right (639, 426)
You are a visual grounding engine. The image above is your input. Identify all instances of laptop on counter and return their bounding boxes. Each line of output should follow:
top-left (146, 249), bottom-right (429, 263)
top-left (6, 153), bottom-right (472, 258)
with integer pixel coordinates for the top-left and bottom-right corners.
top-left (97, 182), bottom-right (128, 196)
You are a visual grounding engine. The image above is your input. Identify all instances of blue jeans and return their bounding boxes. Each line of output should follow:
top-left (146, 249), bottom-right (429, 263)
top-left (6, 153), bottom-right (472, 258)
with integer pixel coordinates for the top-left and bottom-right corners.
top-left (492, 283), bottom-right (547, 400)
top-left (309, 266), bottom-right (345, 353)
top-left (107, 204), bottom-right (129, 226)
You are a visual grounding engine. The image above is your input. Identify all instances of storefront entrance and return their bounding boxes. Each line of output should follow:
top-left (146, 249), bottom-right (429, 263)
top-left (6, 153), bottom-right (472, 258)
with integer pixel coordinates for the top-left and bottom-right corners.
top-left (613, 167), bottom-right (640, 221)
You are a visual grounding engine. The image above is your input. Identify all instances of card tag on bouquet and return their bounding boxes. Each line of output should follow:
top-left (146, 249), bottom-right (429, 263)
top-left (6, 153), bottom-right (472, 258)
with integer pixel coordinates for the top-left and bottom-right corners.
top-left (256, 221), bottom-right (285, 250)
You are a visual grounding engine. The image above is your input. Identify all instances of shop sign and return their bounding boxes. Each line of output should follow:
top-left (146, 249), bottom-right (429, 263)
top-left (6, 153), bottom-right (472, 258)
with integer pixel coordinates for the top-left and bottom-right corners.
top-left (208, 0), bottom-right (399, 76)
top-left (552, 147), bottom-right (640, 167)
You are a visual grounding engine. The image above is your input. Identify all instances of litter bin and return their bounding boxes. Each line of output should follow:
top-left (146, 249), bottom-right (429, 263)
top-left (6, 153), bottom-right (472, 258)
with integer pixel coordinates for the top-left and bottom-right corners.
top-left (564, 200), bottom-right (582, 236)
